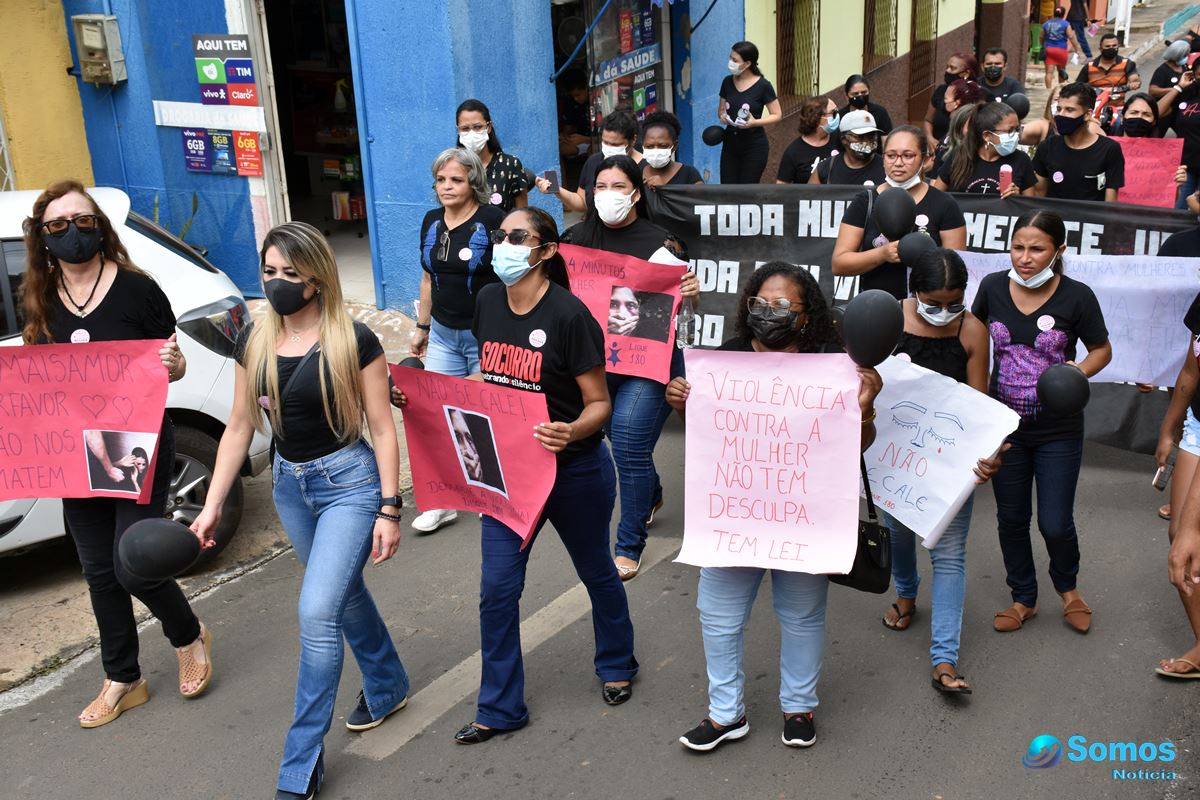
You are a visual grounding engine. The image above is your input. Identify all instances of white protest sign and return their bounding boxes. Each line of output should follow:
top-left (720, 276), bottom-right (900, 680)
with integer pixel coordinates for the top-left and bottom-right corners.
top-left (959, 251), bottom-right (1200, 386)
top-left (864, 357), bottom-right (1020, 547)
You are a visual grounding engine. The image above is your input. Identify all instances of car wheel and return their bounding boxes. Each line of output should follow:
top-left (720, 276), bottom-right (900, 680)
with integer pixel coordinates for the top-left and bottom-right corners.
top-left (168, 425), bottom-right (243, 567)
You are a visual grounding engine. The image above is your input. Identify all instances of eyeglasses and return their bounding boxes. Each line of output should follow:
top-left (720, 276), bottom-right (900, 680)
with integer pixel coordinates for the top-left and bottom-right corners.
top-left (488, 229), bottom-right (542, 246)
top-left (457, 123), bottom-right (488, 134)
top-left (747, 297), bottom-right (802, 317)
top-left (920, 301), bottom-right (965, 315)
top-left (41, 214), bottom-right (100, 236)
top-left (883, 151), bottom-right (922, 163)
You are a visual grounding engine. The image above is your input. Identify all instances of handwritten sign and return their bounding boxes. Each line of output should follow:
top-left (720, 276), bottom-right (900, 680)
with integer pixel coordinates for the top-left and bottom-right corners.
top-left (864, 357), bottom-right (1019, 547)
top-left (0, 341), bottom-right (168, 503)
top-left (960, 251), bottom-right (1200, 386)
top-left (560, 243), bottom-right (685, 383)
top-left (1112, 137), bottom-right (1184, 208)
top-left (676, 350), bottom-right (861, 574)
top-left (390, 365), bottom-right (556, 543)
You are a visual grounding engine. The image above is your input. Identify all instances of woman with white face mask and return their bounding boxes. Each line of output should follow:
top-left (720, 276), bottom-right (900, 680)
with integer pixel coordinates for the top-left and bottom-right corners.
top-left (971, 211), bottom-right (1112, 636)
top-left (880, 249), bottom-right (1000, 695)
top-left (640, 111), bottom-right (704, 189)
top-left (536, 110), bottom-right (642, 213)
top-left (455, 99), bottom-right (530, 213)
top-left (718, 40), bottom-right (782, 183)
top-left (563, 156), bottom-right (700, 580)
top-left (832, 126), bottom-right (968, 300)
top-left (932, 102), bottom-right (1037, 197)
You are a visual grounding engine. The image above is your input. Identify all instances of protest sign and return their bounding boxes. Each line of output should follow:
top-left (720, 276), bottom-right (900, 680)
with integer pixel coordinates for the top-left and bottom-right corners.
top-left (676, 349), bottom-right (861, 574)
top-left (390, 365), bottom-right (556, 543)
top-left (864, 357), bottom-right (1020, 547)
top-left (959, 251), bottom-right (1200, 387)
top-left (1112, 137), bottom-right (1184, 208)
top-left (560, 243), bottom-right (685, 383)
top-left (0, 341), bottom-right (168, 503)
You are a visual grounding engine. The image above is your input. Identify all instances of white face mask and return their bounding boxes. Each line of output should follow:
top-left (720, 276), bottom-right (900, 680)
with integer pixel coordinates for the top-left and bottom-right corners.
top-left (601, 143), bottom-right (628, 159)
top-left (728, 59), bottom-right (745, 75)
top-left (594, 189), bottom-right (636, 225)
top-left (916, 298), bottom-right (965, 327)
top-left (642, 147), bottom-right (673, 169)
top-left (886, 173), bottom-right (923, 190)
top-left (458, 129), bottom-right (489, 153)
top-left (1008, 264), bottom-right (1056, 289)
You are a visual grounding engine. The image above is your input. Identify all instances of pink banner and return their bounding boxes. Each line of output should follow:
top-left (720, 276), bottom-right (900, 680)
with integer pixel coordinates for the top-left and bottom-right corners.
top-left (0, 341), bottom-right (168, 503)
top-left (390, 365), bottom-right (556, 542)
top-left (676, 350), bottom-right (861, 574)
top-left (559, 243), bottom-right (685, 383)
top-left (1113, 136), bottom-right (1184, 208)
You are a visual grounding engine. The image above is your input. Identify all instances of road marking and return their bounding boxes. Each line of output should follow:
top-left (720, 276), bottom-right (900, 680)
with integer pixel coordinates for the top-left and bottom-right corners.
top-left (345, 535), bottom-right (681, 760)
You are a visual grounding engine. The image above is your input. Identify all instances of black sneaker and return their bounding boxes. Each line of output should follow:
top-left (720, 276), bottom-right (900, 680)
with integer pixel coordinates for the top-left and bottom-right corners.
top-left (679, 716), bottom-right (749, 751)
top-left (345, 691), bottom-right (407, 732)
top-left (782, 712), bottom-right (817, 747)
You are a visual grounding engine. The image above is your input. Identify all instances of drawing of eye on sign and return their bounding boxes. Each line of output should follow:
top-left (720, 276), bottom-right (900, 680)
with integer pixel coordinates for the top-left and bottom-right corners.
top-left (864, 357), bottom-right (1020, 547)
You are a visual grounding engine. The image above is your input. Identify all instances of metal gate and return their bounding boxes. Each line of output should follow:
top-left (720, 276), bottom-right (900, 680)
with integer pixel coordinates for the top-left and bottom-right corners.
top-left (0, 113), bottom-right (14, 191)
top-left (908, 0), bottom-right (939, 99)
top-left (777, 0), bottom-right (821, 114)
top-left (863, 0), bottom-right (898, 73)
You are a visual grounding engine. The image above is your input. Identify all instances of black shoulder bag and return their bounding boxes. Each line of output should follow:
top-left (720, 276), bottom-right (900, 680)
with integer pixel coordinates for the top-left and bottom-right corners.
top-left (828, 456), bottom-right (892, 594)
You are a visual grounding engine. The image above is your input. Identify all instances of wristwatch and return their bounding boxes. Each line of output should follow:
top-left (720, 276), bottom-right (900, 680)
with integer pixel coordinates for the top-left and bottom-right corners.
top-left (415, 322), bottom-right (431, 331)
top-left (380, 495), bottom-right (401, 509)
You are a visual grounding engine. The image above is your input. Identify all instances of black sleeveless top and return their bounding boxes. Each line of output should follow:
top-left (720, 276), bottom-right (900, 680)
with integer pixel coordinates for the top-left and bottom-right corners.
top-left (894, 316), bottom-right (969, 384)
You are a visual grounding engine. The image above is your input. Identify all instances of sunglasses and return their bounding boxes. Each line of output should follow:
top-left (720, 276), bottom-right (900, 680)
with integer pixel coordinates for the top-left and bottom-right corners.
top-left (489, 229), bottom-right (542, 246)
top-left (436, 228), bottom-right (450, 262)
top-left (920, 302), bottom-right (965, 314)
top-left (41, 214), bottom-right (100, 236)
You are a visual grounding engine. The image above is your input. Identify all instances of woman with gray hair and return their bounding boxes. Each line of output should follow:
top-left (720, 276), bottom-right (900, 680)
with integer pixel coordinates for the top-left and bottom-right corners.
top-left (1150, 40), bottom-right (1193, 135)
top-left (409, 147), bottom-right (507, 533)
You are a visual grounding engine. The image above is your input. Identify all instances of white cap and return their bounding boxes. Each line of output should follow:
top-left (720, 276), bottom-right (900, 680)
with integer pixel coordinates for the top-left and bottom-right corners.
top-left (840, 109), bottom-right (882, 135)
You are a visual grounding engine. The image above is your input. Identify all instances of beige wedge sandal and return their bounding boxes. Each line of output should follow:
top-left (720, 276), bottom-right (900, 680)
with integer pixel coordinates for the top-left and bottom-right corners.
top-left (79, 678), bottom-right (149, 729)
top-left (178, 622), bottom-right (213, 698)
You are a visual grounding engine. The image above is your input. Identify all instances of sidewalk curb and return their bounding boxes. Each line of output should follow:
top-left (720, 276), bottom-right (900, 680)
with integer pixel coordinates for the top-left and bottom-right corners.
top-left (1131, 3), bottom-right (1200, 62)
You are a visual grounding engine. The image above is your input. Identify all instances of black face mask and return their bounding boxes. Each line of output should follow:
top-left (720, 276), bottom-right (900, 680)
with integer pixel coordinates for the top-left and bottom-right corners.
top-left (848, 94), bottom-right (870, 109)
top-left (944, 71), bottom-right (959, 85)
top-left (264, 278), bottom-right (314, 316)
top-left (983, 66), bottom-right (1004, 81)
top-left (1054, 114), bottom-right (1087, 136)
top-left (1101, 47), bottom-right (1119, 61)
top-left (45, 226), bottom-right (102, 264)
top-left (1121, 116), bottom-right (1155, 137)
top-left (747, 310), bottom-right (800, 349)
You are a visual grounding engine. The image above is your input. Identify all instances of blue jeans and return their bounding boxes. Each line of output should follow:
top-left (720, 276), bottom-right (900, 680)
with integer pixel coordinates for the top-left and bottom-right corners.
top-left (272, 440), bottom-right (409, 793)
top-left (1176, 169), bottom-right (1198, 210)
top-left (884, 495), bottom-right (974, 668)
top-left (426, 318), bottom-right (479, 377)
top-left (696, 567), bottom-right (829, 725)
top-left (990, 437), bottom-right (1084, 607)
top-left (1069, 19), bottom-right (1092, 58)
top-left (605, 373), bottom-right (673, 561)
top-left (476, 441), bottom-right (637, 729)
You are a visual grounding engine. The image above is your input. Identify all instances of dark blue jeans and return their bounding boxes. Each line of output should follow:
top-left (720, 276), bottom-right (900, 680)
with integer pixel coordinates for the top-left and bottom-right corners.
top-left (1069, 19), bottom-right (1092, 58)
top-left (476, 441), bottom-right (638, 729)
top-left (990, 437), bottom-right (1084, 607)
top-left (605, 372), bottom-right (673, 562)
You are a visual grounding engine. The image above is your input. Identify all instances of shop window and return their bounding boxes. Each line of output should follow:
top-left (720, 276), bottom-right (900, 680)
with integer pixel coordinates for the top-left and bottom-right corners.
top-left (907, 0), bottom-right (940, 97)
top-left (863, 0), bottom-right (898, 73)
top-left (777, 0), bottom-right (820, 114)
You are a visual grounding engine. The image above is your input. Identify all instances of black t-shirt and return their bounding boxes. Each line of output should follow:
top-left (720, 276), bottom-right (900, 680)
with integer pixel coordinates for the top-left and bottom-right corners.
top-left (930, 84), bottom-right (951, 143)
top-left (1160, 226), bottom-right (1200, 257)
top-left (641, 160), bottom-right (704, 185)
top-left (971, 272), bottom-right (1108, 443)
top-left (841, 186), bottom-right (967, 299)
top-left (44, 267), bottom-right (174, 345)
top-left (1184, 292), bottom-right (1200, 419)
top-left (937, 150), bottom-right (1037, 193)
top-left (484, 152), bottom-right (530, 214)
top-left (1152, 62), bottom-right (1184, 90)
top-left (1031, 134), bottom-right (1126, 200)
top-left (719, 75), bottom-right (778, 136)
top-left (472, 282), bottom-right (605, 458)
top-left (777, 136), bottom-right (836, 183)
top-left (980, 76), bottom-right (1024, 104)
top-left (814, 153), bottom-right (886, 186)
top-left (1067, 0), bottom-right (1087, 20)
top-left (235, 321), bottom-right (384, 462)
top-left (578, 152), bottom-right (605, 195)
top-left (1168, 81), bottom-right (1200, 168)
top-left (420, 204), bottom-right (507, 329)
top-left (838, 101), bottom-right (894, 133)
top-left (562, 216), bottom-right (669, 261)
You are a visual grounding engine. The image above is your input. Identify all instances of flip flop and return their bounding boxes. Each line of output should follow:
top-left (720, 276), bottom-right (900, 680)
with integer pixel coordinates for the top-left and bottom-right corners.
top-left (1155, 657), bottom-right (1200, 680)
top-left (882, 602), bottom-right (915, 631)
top-left (931, 665), bottom-right (972, 695)
top-left (1159, 504), bottom-right (1172, 521)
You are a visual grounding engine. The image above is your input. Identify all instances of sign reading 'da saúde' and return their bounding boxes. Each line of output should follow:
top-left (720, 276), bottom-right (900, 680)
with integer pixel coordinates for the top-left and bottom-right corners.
top-left (193, 34), bottom-right (258, 107)
top-left (389, 365), bottom-right (556, 543)
top-left (560, 243), bottom-right (685, 383)
top-left (0, 341), bottom-right (169, 504)
top-left (676, 350), bottom-right (861, 574)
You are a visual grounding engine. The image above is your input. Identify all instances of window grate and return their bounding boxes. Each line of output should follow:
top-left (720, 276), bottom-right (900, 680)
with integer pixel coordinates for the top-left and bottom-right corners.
top-left (863, 0), bottom-right (898, 73)
top-left (0, 113), bottom-right (13, 191)
top-left (777, 0), bottom-right (821, 114)
top-left (907, 0), bottom-right (939, 98)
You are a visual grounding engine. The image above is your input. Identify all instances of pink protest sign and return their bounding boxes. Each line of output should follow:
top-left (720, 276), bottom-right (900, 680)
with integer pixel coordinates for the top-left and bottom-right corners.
top-left (390, 365), bottom-right (556, 543)
top-left (0, 341), bottom-right (168, 504)
top-left (1112, 137), bottom-right (1184, 208)
top-left (676, 349), bottom-right (862, 574)
top-left (559, 243), bottom-right (685, 383)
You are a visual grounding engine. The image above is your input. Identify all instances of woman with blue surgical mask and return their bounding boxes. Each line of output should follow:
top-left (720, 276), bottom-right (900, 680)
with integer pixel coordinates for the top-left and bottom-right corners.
top-left (536, 110), bottom-right (641, 214)
top-left (776, 96), bottom-right (839, 185)
top-left (932, 102), bottom-right (1037, 197)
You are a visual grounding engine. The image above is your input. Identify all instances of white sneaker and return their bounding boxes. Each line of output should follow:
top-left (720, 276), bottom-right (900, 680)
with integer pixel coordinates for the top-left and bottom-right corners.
top-left (411, 509), bottom-right (457, 533)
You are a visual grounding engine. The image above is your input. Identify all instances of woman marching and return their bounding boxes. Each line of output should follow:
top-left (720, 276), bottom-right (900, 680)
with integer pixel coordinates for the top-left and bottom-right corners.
top-left (971, 211), bottom-right (1111, 635)
top-left (454, 99), bottom-right (531, 213)
top-left (932, 102), bottom-right (1037, 196)
top-left (192, 222), bottom-right (408, 799)
top-left (21, 180), bottom-right (211, 729)
top-left (666, 262), bottom-right (881, 752)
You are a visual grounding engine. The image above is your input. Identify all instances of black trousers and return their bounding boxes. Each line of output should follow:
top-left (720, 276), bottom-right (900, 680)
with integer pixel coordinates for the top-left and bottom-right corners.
top-left (719, 128), bottom-right (770, 184)
top-left (64, 419), bottom-right (200, 683)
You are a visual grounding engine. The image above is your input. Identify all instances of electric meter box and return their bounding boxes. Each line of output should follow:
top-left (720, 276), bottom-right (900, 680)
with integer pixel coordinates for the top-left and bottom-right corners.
top-left (71, 14), bottom-right (127, 85)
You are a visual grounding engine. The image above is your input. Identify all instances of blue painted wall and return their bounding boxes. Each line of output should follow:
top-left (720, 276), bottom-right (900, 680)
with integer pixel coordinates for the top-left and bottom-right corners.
top-left (673, 0), bottom-right (744, 184)
top-left (63, 0), bottom-right (261, 292)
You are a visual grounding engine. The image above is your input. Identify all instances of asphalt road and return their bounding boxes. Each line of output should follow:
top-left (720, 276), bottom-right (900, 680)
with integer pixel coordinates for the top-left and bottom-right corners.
top-left (1, 418), bottom-right (1196, 799)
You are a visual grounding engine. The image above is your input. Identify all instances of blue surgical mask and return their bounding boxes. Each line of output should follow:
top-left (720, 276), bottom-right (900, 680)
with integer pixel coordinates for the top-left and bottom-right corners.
top-left (491, 242), bottom-right (545, 286)
top-left (823, 113), bottom-right (841, 134)
top-left (992, 130), bottom-right (1020, 156)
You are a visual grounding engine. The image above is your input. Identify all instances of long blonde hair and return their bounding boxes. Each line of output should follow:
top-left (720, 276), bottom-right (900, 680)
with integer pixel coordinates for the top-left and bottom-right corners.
top-left (241, 222), bottom-right (365, 443)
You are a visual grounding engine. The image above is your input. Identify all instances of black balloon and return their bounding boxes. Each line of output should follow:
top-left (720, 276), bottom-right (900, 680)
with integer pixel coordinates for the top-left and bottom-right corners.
top-left (1037, 363), bottom-right (1090, 417)
top-left (841, 289), bottom-right (904, 367)
top-left (873, 187), bottom-right (917, 242)
top-left (898, 231), bottom-right (936, 266)
top-left (118, 518), bottom-right (201, 581)
top-left (702, 125), bottom-right (726, 146)
top-left (1006, 93), bottom-right (1031, 121)
top-left (398, 356), bottom-right (424, 370)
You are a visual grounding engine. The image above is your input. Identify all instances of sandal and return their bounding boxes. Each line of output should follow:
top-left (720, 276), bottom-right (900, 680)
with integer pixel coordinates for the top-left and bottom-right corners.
top-left (614, 557), bottom-right (640, 582)
top-left (1061, 595), bottom-right (1092, 634)
top-left (1155, 657), bottom-right (1200, 680)
top-left (882, 601), bottom-right (916, 631)
top-left (79, 678), bottom-right (149, 729)
top-left (993, 603), bottom-right (1037, 632)
top-left (1159, 504), bottom-right (1172, 521)
top-left (931, 664), bottom-right (972, 695)
top-left (178, 622), bottom-right (213, 698)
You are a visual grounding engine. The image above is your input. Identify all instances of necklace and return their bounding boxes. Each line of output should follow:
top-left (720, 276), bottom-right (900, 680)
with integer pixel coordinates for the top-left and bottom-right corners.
top-left (60, 259), bottom-right (104, 317)
top-left (284, 320), bottom-right (319, 343)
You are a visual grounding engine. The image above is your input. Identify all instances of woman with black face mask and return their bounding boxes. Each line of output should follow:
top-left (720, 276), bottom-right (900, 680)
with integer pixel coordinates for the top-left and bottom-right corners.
top-left (839, 74), bottom-right (894, 134)
top-left (21, 180), bottom-right (208, 729)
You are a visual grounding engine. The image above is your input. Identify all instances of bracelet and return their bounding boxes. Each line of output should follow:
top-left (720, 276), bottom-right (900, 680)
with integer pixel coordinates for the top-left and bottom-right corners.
top-left (415, 322), bottom-right (431, 331)
top-left (861, 408), bottom-right (877, 425)
top-left (375, 511), bottom-right (402, 522)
